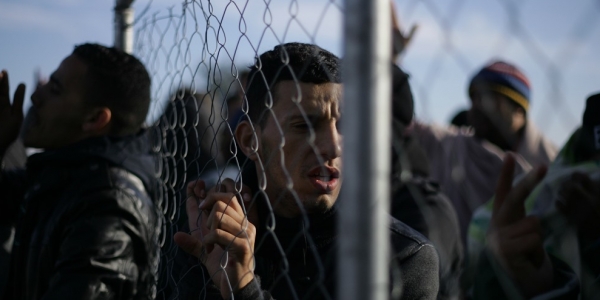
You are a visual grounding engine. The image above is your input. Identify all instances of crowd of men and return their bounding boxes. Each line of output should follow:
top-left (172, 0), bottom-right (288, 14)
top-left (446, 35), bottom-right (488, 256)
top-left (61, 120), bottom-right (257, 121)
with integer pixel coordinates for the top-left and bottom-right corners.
top-left (0, 11), bottom-right (599, 300)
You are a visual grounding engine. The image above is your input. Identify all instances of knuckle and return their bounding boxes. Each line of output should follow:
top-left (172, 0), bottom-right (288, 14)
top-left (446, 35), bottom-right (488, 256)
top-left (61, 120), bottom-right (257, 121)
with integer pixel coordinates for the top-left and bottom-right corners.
top-left (211, 212), bottom-right (224, 228)
top-left (213, 228), bottom-right (227, 240)
top-left (224, 192), bottom-right (238, 204)
top-left (236, 241), bottom-right (253, 253)
top-left (213, 201), bottom-right (229, 212)
top-left (246, 222), bottom-right (256, 235)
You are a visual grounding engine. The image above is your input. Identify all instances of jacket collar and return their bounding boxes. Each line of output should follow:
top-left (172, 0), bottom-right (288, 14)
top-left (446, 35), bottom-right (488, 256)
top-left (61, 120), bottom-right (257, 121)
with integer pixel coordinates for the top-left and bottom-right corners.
top-left (27, 130), bottom-right (156, 193)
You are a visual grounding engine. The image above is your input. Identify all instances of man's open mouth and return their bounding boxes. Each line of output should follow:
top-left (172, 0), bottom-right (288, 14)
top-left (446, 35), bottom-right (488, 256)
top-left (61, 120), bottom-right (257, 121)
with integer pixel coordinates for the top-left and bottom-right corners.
top-left (307, 166), bottom-right (340, 192)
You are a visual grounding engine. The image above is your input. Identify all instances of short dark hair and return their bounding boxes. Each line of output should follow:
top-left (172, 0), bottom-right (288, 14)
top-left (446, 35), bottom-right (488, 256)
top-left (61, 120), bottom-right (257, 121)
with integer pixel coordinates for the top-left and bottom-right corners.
top-left (245, 42), bottom-right (341, 126)
top-left (73, 43), bottom-right (151, 135)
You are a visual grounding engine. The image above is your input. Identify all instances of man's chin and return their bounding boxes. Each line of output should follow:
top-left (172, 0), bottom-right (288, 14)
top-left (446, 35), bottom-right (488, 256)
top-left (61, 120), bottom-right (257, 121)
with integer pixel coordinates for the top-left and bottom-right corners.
top-left (303, 195), bottom-right (337, 214)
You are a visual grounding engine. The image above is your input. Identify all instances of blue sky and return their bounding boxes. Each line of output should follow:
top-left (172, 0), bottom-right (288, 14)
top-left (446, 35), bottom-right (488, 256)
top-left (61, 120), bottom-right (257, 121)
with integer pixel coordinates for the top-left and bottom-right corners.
top-left (1, 0), bottom-right (599, 146)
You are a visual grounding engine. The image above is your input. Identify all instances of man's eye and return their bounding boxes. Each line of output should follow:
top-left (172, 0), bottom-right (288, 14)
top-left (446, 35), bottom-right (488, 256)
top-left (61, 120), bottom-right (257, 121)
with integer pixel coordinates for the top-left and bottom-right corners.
top-left (293, 123), bottom-right (310, 130)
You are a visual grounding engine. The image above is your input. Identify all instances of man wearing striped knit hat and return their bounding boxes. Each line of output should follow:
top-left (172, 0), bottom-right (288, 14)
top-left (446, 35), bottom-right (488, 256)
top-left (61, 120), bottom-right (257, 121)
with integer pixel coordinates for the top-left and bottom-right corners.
top-left (410, 60), bottom-right (558, 251)
top-left (467, 61), bottom-right (556, 168)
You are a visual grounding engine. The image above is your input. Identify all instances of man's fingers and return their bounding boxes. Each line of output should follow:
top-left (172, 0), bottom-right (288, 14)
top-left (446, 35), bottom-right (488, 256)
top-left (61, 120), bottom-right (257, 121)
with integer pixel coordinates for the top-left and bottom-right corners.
top-left (0, 70), bottom-right (9, 105)
top-left (497, 165), bottom-right (547, 225)
top-left (215, 178), bottom-right (252, 203)
top-left (498, 232), bottom-right (544, 262)
top-left (507, 165), bottom-right (547, 207)
top-left (207, 211), bottom-right (254, 239)
top-left (201, 191), bottom-right (243, 212)
top-left (216, 178), bottom-right (236, 193)
top-left (186, 195), bottom-right (203, 232)
top-left (187, 179), bottom-right (206, 200)
top-left (238, 181), bottom-right (253, 203)
top-left (34, 68), bottom-right (47, 90)
top-left (205, 194), bottom-right (245, 226)
top-left (405, 25), bottom-right (418, 44)
top-left (13, 84), bottom-right (25, 116)
top-left (496, 216), bottom-right (542, 240)
top-left (493, 154), bottom-right (516, 218)
top-left (203, 228), bottom-right (255, 255)
top-left (174, 231), bottom-right (204, 259)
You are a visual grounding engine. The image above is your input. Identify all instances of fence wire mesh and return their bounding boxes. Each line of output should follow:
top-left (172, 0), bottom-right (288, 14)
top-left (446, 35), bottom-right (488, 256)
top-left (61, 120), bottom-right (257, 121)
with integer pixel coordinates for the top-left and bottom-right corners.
top-left (129, 0), bottom-right (600, 299)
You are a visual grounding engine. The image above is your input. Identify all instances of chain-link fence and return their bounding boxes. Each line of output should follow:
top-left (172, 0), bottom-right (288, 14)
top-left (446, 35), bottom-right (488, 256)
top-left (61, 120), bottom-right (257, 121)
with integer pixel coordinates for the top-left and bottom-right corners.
top-left (123, 0), bottom-right (600, 299)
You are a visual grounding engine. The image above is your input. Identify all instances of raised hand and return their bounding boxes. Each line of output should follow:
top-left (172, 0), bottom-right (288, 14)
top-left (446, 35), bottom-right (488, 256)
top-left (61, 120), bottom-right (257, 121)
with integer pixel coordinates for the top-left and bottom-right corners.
top-left (487, 154), bottom-right (553, 297)
top-left (391, 1), bottom-right (418, 59)
top-left (174, 178), bottom-right (256, 299)
top-left (0, 70), bottom-right (26, 152)
top-left (557, 172), bottom-right (600, 239)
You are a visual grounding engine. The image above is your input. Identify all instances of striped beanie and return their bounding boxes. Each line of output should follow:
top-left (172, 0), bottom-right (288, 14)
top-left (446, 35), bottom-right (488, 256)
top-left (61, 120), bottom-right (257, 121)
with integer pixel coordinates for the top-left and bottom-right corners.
top-left (469, 61), bottom-right (531, 111)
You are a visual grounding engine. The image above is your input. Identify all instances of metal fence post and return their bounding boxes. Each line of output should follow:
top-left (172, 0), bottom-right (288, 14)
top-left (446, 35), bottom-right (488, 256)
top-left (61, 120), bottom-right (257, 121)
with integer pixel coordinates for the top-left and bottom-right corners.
top-left (339, 0), bottom-right (391, 299)
top-left (114, 0), bottom-right (135, 53)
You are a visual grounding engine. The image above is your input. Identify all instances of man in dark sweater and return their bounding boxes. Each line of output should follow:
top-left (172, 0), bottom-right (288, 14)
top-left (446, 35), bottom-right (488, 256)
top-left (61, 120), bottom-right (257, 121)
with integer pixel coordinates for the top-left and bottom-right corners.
top-left (0, 43), bottom-right (159, 299)
top-left (171, 42), bottom-right (440, 300)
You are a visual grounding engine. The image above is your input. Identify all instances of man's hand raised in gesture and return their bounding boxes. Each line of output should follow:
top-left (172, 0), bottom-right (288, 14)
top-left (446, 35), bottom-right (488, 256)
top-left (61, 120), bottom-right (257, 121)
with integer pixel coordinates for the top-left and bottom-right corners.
top-left (487, 154), bottom-right (553, 298)
top-left (0, 70), bottom-right (25, 155)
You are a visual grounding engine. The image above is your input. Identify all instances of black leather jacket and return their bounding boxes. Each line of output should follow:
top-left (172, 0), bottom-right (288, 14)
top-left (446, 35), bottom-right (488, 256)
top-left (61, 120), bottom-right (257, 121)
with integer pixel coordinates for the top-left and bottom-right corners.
top-left (0, 132), bottom-right (160, 300)
top-left (165, 163), bottom-right (440, 300)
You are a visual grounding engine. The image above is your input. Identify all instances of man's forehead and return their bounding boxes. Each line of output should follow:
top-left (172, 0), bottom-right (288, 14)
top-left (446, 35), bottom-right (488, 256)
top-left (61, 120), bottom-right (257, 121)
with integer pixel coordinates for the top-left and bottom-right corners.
top-left (273, 81), bottom-right (342, 110)
top-left (53, 55), bottom-right (88, 83)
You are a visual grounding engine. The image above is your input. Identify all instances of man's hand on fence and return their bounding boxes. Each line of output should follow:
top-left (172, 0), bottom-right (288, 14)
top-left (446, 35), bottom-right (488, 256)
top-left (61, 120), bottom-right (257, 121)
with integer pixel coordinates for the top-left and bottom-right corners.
top-left (174, 178), bottom-right (256, 299)
top-left (487, 154), bottom-right (553, 298)
top-left (557, 172), bottom-right (600, 240)
top-left (0, 70), bottom-right (25, 154)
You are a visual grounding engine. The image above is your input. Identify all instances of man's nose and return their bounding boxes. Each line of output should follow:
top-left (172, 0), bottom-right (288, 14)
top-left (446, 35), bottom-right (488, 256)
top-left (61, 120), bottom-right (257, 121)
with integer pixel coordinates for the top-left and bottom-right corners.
top-left (30, 90), bottom-right (40, 107)
top-left (316, 123), bottom-right (342, 160)
top-left (30, 84), bottom-right (45, 107)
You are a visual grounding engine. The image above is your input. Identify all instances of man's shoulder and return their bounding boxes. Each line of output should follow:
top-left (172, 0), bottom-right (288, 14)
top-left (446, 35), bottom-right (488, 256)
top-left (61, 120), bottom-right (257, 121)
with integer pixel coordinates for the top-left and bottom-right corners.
top-left (388, 216), bottom-right (436, 259)
top-left (388, 216), bottom-right (440, 298)
top-left (46, 159), bottom-right (154, 212)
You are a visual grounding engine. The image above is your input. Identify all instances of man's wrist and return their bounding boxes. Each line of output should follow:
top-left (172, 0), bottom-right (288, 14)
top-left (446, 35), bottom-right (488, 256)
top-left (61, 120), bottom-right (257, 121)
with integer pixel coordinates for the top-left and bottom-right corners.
top-left (219, 272), bottom-right (256, 300)
top-left (229, 276), bottom-right (262, 300)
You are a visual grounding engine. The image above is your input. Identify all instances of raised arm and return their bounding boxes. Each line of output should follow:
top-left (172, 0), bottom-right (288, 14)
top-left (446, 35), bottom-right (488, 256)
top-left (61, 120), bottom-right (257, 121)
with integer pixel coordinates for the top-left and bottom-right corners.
top-left (0, 70), bottom-right (25, 168)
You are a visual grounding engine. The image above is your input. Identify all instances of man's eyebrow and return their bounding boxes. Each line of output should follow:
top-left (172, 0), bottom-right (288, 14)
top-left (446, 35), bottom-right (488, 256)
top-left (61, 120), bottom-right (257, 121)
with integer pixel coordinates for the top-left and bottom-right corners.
top-left (49, 74), bottom-right (63, 89)
top-left (286, 114), bottom-right (320, 123)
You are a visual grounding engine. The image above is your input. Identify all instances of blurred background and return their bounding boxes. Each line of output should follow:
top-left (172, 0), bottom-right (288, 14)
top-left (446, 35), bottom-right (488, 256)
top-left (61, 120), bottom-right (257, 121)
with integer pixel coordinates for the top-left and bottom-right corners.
top-left (1, 0), bottom-right (599, 146)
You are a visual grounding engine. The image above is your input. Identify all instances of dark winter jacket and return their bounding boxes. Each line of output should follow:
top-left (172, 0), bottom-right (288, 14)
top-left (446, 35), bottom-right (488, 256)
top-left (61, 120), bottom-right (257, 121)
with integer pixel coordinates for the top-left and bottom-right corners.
top-left (0, 132), bottom-right (160, 300)
top-left (166, 162), bottom-right (440, 300)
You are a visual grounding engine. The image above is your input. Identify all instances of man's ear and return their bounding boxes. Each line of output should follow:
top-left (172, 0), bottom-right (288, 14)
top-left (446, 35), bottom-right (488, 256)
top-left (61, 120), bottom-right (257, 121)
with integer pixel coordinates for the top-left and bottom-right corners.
top-left (235, 120), bottom-right (260, 161)
top-left (82, 107), bottom-right (112, 133)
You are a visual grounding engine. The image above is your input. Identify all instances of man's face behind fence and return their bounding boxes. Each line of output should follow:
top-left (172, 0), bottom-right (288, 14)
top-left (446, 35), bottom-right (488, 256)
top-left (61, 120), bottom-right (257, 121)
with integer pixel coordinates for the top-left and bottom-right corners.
top-left (238, 80), bottom-right (343, 218)
top-left (21, 55), bottom-right (90, 149)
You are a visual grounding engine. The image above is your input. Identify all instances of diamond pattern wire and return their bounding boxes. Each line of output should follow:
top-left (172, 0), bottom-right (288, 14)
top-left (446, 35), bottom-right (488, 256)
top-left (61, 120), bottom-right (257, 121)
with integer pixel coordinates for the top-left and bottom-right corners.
top-left (135, 1), bottom-right (345, 299)
top-left (131, 0), bottom-right (600, 299)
